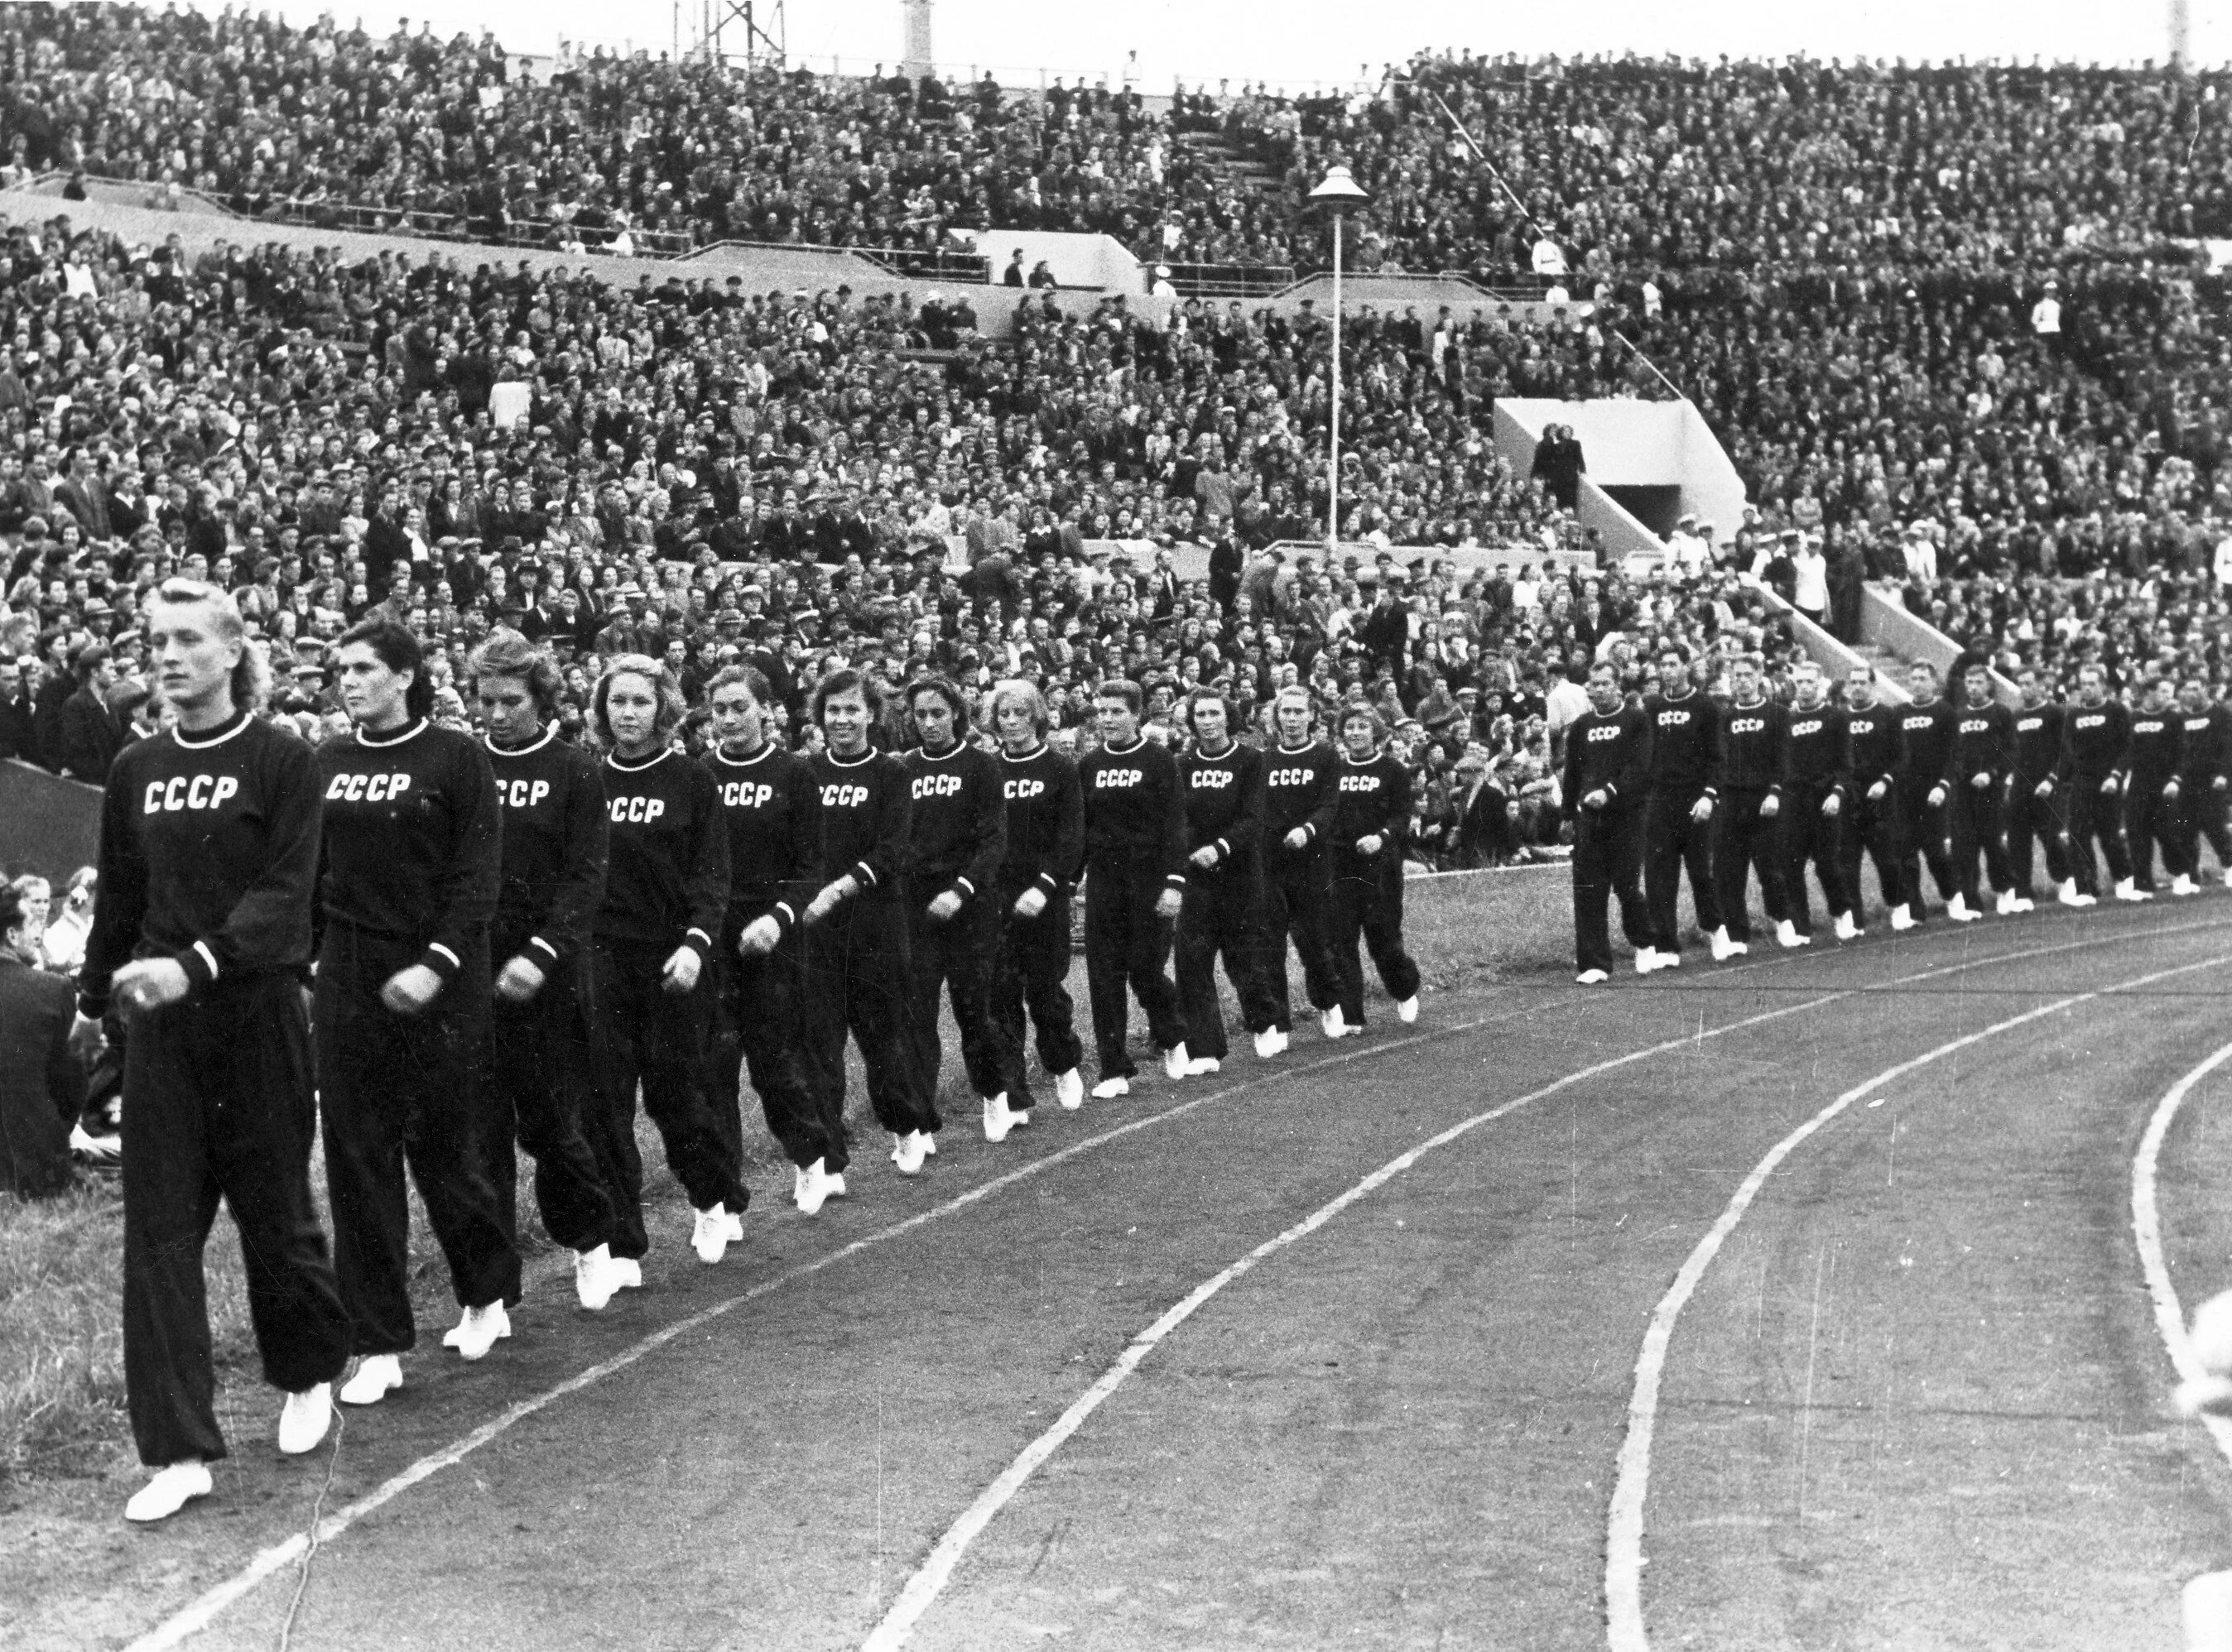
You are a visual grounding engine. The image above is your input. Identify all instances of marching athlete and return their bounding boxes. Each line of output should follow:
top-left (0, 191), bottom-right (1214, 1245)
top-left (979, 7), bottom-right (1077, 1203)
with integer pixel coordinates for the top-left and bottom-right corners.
top-left (2061, 661), bottom-right (2127, 905)
top-left (468, 629), bottom-right (626, 1310)
top-left (900, 676), bottom-right (1015, 1140)
top-left (1710, 655), bottom-right (1785, 953)
top-left (1638, 645), bottom-right (1727, 970)
top-left (1325, 704), bottom-right (1421, 1026)
top-left (1175, 688), bottom-right (1281, 1066)
top-left (1946, 662), bottom-right (2014, 920)
top-left (581, 655), bottom-right (748, 1270)
top-left (76, 579), bottom-right (349, 1522)
top-left (1564, 660), bottom-right (1653, 983)
top-left (705, 665), bottom-right (841, 1214)
top-left (1077, 680), bottom-right (1191, 1097)
top-left (1837, 665), bottom-right (1906, 934)
top-left (2004, 667), bottom-right (2076, 908)
top-left (1777, 660), bottom-right (1849, 947)
top-left (987, 680), bottom-right (1085, 1117)
top-left (315, 616), bottom-right (517, 1408)
top-left (1892, 661), bottom-right (1960, 930)
top-left (799, 667), bottom-right (940, 1173)
top-left (2173, 678), bottom-right (2232, 891)
top-left (1259, 685), bottom-right (1346, 1039)
top-left (2126, 675), bottom-right (2185, 898)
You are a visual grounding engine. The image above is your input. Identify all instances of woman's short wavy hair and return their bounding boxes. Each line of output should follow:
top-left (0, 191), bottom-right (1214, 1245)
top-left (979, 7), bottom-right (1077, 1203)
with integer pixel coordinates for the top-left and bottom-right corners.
top-left (809, 665), bottom-right (883, 729)
top-left (467, 627), bottom-right (563, 716)
top-left (592, 653), bottom-right (687, 745)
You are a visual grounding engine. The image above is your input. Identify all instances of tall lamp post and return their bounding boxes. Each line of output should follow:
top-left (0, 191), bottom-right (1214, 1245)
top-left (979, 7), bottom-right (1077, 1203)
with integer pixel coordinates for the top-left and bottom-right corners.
top-left (1307, 164), bottom-right (1370, 559)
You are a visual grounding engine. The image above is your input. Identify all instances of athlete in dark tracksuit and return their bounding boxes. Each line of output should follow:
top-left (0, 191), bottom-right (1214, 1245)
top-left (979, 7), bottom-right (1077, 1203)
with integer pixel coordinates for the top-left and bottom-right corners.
top-left (1893, 689), bottom-right (1960, 924)
top-left (1946, 686), bottom-right (2016, 914)
top-left (1079, 718), bottom-right (1191, 1083)
top-left (1564, 674), bottom-right (1653, 978)
top-left (585, 745), bottom-right (748, 1259)
top-left (2126, 689), bottom-right (2185, 892)
top-left (989, 718), bottom-right (1085, 1110)
top-left (482, 725), bottom-right (613, 1262)
top-left (1259, 705), bottom-right (1344, 1035)
top-left (2061, 677), bottom-right (2132, 900)
top-left (1639, 675), bottom-right (1723, 961)
top-left (2004, 686), bottom-right (2071, 902)
top-left (1175, 704), bottom-right (1278, 1059)
top-left (1325, 720), bottom-right (1422, 1023)
top-left (315, 712), bottom-right (518, 1357)
top-left (1777, 686), bottom-right (1849, 938)
top-left (2174, 684), bottom-right (2232, 884)
top-left (84, 705), bottom-right (349, 1477)
top-left (1838, 682), bottom-right (1907, 924)
top-left (902, 704), bottom-right (1010, 1115)
top-left (1711, 675), bottom-right (1787, 945)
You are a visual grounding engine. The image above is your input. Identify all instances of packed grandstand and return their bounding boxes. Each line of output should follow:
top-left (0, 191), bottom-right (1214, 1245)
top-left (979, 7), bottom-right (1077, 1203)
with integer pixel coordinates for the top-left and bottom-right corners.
top-left (3, 3), bottom-right (2232, 880)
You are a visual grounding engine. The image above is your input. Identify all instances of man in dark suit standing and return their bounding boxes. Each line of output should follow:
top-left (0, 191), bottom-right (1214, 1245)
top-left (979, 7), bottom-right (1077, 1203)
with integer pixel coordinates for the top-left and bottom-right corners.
top-left (58, 642), bottom-right (127, 784)
top-left (0, 881), bottom-right (82, 1196)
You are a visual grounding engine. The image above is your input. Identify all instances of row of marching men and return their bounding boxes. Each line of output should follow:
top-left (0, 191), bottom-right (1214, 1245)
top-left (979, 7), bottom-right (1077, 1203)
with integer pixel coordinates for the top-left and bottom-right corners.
top-left (1561, 646), bottom-right (2232, 982)
top-left (84, 583), bottom-right (1422, 1525)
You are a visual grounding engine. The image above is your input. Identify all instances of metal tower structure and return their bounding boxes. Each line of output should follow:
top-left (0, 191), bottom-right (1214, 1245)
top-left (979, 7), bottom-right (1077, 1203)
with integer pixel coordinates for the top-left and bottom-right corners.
top-left (902, 0), bottom-right (931, 81)
top-left (702, 0), bottom-right (784, 69)
top-left (2171, 0), bottom-right (2191, 68)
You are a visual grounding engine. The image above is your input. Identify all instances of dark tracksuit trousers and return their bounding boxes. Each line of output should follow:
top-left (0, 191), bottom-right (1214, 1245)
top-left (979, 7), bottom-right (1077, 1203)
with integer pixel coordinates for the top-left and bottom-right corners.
top-left (1643, 787), bottom-right (1721, 955)
top-left (1176, 856), bottom-right (1279, 1058)
top-left (989, 881), bottom-right (1085, 1107)
top-left (1780, 787), bottom-right (1847, 934)
top-left (2066, 781), bottom-right (2133, 896)
top-left (581, 937), bottom-right (747, 1260)
top-left (483, 955), bottom-right (612, 1256)
top-left (1260, 843), bottom-right (1340, 1030)
top-left (316, 924), bottom-right (519, 1354)
top-left (910, 898), bottom-right (1011, 1104)
top-left (709, 931), bottom-right (836, 1174)
top-left (1572, 803), bottom-right (1652, 974)
top-left (803, 897), bottom-right (938, 1147)
top-left (2179, 785), bottom-right (2232, 876)
top-left (1947, 778), bottom-right (2013, 905)
top-left (2128, 783), bottom-right (2184, 889)
top-left (1083, 852), bottom-right (1187, 1078)
top-left (123, 971), bottom-right (349, 1467)
top-left (2004, 781), bottom-right (2070, 893)
top-left (1898, 785), bottom-right (1959, 915)
top-left (1327, 848), bottom-right (1421, 1024)
top-left (1714, 790), bottom-right (1786, 942)
top-left (1840, 786), bottom-right (1905, 918)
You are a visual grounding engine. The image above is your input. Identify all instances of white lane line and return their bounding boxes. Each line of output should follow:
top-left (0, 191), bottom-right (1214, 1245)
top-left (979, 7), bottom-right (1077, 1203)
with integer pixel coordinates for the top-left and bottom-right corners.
top-left (854, 924), bottom-right (2169, 1652)
top-left (2131, 1041), bottom-right (2232, 1468)
top-left (1602, 948), bottom-right (2232, 1652)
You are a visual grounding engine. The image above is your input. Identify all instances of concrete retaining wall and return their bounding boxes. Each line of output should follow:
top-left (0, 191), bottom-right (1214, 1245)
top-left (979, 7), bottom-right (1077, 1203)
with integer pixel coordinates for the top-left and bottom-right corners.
top-left (1862, 584), bottom-right (2020, 706)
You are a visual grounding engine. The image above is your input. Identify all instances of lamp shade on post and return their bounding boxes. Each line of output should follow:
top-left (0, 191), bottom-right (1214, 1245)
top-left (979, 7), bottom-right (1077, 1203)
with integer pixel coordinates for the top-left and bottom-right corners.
top-left (1306, 166), bottom-right (1372, 557)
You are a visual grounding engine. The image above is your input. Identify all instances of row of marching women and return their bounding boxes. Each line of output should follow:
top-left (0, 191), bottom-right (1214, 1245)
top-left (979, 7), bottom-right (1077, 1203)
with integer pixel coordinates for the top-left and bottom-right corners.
top-left (77, 585), bottom-right (1423, 1526)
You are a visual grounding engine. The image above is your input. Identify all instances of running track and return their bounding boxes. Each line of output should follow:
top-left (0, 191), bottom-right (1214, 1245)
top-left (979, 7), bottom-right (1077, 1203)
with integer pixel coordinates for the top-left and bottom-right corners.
top-left (16, 900), bottom-right (2232, 1650)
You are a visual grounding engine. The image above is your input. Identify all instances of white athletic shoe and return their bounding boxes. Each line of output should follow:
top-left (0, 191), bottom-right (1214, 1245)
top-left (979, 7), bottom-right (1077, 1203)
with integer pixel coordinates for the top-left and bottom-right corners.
top-left (792, 1165), bottom-right (809, 1204)
top-left (1090, 1075), bottom-right (1130, 1100)
top-left (1708, 925), bottom-right (1738, 962)
top-left (2009, 895), bottom-right (2036, 913)
top-left (1995, 889), bottom-right (2021, 916)
top-left (692, 1204), bottom-right (734, 1264)
top-left (451, 1303), bottom-right (510, 1361)
top-left (339, 1355), bottom-right (402, 1407)
top-left (1833, 911), bottom-right (1860, 942)
top-left (125, 1461), bottom-right (212, 1524)
top-left (2173, 874), bottom-right (2201, 897)
top-left (1184, 1055), bottom-right (1221, 1076)
top-left (1946, 895), bottom-right (1981, 923)
top-left (2222, 868), bottom-right (2232, 891)
top-left (2058, 879), bottom-right (2090, 907)
top-left (1575, 968), bottom-right (1609, 986)
top-left (983, 1093), bottom-right (1019, 1143)
top-left (1634, 948), bottom-right (1662, 976)
top-left (611, 1257), bottom-right (643, 1292)
top-left (1889, 903), bottom-right (1917, 932)
top-left (277, 1384), bottom-right (332, 1456)
top-left (1776, 919), bottom-right (1810, 949)
top-left (1396, 994), bottom-right (1420, 1021)
top-left (442, 1300), bottom-right (514, 1352)
top-left (575, 1244), bottom-right (624, 1311)
top-left (1320, 1006), bottom-right (1349, 1040)
top-left (1055, 1069), bottom-right (1085, 1110)
top-left (1253, 1026), bottom-right (1287, 1059)
top-left (892, 1131), bottom-right (929, 1176)
top-left (1162, 1043), bottom-right (1191, 1081)
top-left (2115, 877), bottom-right (2153, 902)
top-left (796, 1158), bottom-right (846, 1215)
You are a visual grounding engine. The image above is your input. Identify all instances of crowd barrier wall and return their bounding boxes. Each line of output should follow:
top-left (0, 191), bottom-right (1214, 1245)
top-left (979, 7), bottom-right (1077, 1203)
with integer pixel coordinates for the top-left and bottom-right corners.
top-left (1862, 583), bottom-right (2022, 706)
top-left (0, 760), bottom-right (101, 885)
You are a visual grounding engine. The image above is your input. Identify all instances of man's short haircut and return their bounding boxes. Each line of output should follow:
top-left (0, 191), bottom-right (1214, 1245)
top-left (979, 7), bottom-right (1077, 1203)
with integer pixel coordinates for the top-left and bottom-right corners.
top-left (592, 653), bottom-right (687, 743)
top-left (706, 663), bottom-right (773, 705)
top-left (1910, 660), bottom-right (1940, 679)
top-left (151, 576), bottom-right (267, 709)
top-left (467, 626), bottom-right (561, 714)
top-left (1587, 659), bottom-right (1619, 680)
top-left (907, 674), bottom-right (969, 728)
top-left (1095, 678), bottom-right (1142, 716)
top-left (337, 614), bottom-right (435, 720)
top-left (809, 665), bottom-right (883, 728)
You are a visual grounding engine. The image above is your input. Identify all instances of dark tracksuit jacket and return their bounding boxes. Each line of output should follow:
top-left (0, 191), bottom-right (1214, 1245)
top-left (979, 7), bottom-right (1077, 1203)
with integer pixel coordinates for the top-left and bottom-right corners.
top-left (902, 739), bottom-right (1009, 1102)
top-left (1325, 747), bottom-right (1422, 1021)
top-left (805, 747), bottom-right (935, 1140)
top-left (1777, 700), bottom-right (1849, 929)
top-left (1260, 737), bottom-right (1343, 1025)
top-left (1896, 699), bottom-right (1960, 908)
top-left (84, 711), bottom-right (349, 1467)
top-left (2062, 699), bottom-right (2133, 891)
top-left (1840, 700), bottom-right (1907, 912)
top-left (1176, 738), bottom-right (1277, 1055)
top-left (708, 742), bottom-right (827, 1172)
top-left (1078, 736), bottom-right (1188, 1073)
top-left (1946, 699), bottom-right (2016, 902)
top-left (993, 741), bottom-right (1085, 1095)
top-left (2175, 704), bottom-right (2232, 873)
top-left (1640, 688), bottom-right (1723, 953)
top-left (588, 747), bottom-right (743, 1256)
top-left (2005, 702), bottom-right (2070, 891)
top-left (314, 717), bottom-right (515, 1352)
top-left (2126, 705), bottom-right (2185, 886)
top-left (1563, 702), bottom-right (1652, 972)
top-left (1711, 695), bottom-right (1787, 937)
top-left (483, 728), bottom-right (612, 1254)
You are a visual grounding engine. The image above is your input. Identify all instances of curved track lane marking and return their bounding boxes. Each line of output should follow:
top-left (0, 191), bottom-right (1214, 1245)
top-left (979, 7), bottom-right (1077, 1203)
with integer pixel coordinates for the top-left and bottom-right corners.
top-left (2132, 1040), bottom-right (2232, 1468)
top-left (1602, 948), bottom-right (2232, 1652)
top-left (852, 925), bottom-right (2222, 1651)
